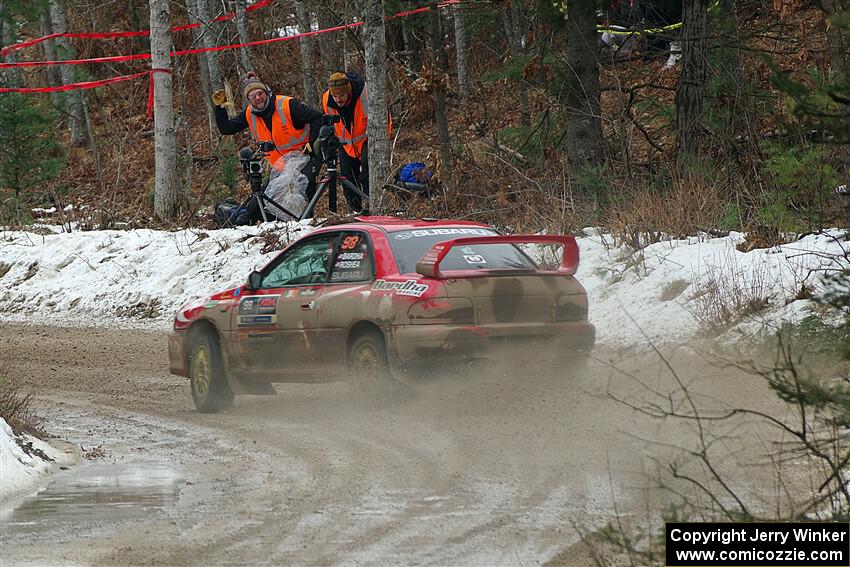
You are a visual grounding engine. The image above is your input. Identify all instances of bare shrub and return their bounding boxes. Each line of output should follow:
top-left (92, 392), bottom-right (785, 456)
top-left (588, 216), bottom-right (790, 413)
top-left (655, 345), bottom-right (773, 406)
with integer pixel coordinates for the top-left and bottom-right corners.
top-left (594, 333), bottom-right (850, 565)
top-left (0, 378), bottom-right (46, 438)
top-left (603, 171), bottom-right (728, 250)
top-left (685, 254), bottom-right (774, 336)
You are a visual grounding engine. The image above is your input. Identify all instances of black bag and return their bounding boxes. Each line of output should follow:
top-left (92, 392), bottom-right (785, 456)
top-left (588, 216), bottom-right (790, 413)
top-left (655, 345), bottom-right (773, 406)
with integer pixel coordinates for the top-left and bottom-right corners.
top-left (213, 198), bottom-right (256, 227)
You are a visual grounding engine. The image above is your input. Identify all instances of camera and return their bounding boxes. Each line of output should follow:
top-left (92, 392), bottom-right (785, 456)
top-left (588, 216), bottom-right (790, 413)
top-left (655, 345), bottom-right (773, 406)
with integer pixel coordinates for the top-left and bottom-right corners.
top-left (238, 146), bottom-right (267, 193)
top-left (239, 146), bottom-right (264, 177)
top-left (317, 125), bottom-right (341, 163)
top-left (322, 114), bottom-right (342, 126)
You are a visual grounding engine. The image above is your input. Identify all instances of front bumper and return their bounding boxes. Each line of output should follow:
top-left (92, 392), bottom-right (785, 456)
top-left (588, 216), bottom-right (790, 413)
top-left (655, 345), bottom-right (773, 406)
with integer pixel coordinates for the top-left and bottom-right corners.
top-left (168, 331), bottom-right (188, 377)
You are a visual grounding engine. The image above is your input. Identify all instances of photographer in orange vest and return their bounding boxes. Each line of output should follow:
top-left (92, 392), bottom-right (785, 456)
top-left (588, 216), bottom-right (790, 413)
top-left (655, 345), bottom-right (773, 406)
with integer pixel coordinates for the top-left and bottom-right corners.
top-left (213, 72), bottom-right (324, 220)
top-left (321, 72), bottom-right (391, 212)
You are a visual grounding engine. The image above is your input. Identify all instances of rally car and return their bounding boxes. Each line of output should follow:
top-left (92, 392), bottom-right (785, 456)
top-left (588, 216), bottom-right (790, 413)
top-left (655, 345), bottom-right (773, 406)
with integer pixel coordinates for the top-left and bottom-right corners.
top-left (168, 216), bottom-right (595, 412)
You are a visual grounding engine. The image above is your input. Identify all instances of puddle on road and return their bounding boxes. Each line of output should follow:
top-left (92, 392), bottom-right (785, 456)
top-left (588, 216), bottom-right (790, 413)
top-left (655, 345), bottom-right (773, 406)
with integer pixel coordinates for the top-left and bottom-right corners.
top-left (1, 462), bottom-right (183, 538)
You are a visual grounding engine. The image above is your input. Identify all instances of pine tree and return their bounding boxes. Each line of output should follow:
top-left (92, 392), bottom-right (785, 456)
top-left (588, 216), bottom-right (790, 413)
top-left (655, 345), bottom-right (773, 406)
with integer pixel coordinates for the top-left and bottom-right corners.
top-left (0, 94), bottom-right (65, 219)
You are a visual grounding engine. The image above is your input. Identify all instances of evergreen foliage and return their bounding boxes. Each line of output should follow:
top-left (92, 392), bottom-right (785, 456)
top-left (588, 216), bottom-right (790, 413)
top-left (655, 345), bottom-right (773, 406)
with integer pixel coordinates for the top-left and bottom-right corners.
top-left (0, 93), bottom-right (65, 220)
top-left (761, 142), bottom-right (838, 232)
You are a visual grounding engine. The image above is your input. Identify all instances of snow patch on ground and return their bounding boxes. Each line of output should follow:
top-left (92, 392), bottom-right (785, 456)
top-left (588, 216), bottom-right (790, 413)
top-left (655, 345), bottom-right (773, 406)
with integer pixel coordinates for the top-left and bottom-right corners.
top-left (0, 221), bottom-right (847, 500)
top-left (0, 418), bottom-right (76, 503)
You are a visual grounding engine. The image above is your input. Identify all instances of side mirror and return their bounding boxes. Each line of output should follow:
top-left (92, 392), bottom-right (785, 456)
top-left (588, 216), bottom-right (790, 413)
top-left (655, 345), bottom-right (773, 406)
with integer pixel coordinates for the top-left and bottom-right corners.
top-left (247, 270), bottom-right (263, 290)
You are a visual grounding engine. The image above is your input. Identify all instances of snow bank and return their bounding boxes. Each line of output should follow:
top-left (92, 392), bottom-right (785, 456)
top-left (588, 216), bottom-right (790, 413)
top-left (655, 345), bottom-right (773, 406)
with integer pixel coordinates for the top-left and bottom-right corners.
top-left (0, 223), bottom-right (847, 345)
top-left (0, 221), bottom-right (847, 502)
top-left (0, 418), bottom-right (74, 503)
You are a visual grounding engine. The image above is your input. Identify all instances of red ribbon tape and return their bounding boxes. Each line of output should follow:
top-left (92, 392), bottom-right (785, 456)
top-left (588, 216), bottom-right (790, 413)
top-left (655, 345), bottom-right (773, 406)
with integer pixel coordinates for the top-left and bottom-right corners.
top-left (147, 67), bottom-right (173, 120)
top-left (0, 0), bottom-right (276, 57)
top-left (0, 70), bottom-right (151, 93)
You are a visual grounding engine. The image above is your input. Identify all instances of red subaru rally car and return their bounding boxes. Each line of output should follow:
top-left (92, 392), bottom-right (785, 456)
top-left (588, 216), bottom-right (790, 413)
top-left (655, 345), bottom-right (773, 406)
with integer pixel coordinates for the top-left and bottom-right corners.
top-left (168, 217), bottom-right (595, 412)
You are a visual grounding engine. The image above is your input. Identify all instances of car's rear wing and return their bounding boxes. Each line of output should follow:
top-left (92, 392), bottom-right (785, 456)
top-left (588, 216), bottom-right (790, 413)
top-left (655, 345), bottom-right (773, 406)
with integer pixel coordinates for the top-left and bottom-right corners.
top-left (415, 235), bottom-right (579, 279)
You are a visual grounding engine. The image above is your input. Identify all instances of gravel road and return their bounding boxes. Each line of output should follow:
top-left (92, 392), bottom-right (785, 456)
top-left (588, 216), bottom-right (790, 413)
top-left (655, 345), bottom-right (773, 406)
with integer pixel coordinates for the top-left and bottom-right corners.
top-left (0, 324), bottom-right (787, 566)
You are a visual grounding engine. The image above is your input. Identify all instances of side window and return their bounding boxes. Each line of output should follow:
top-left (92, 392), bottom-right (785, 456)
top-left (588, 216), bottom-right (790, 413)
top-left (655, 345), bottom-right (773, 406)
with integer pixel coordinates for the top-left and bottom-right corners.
top-left (328, 232), bottom-right (374, 283)
top-left (260, 236), bottom-right (335, 287)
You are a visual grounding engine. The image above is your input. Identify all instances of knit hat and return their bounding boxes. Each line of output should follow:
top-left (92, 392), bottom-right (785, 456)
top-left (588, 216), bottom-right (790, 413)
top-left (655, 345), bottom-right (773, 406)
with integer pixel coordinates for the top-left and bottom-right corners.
top-left (328, 72), bottom-right (351, 96)
top-left (242, 71), bottom-right (269, 101)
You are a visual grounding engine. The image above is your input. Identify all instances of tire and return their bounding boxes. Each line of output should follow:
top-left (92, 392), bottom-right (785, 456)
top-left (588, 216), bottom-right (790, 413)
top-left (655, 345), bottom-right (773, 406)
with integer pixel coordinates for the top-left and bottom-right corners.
top-left (348, 330), bottom-right (398, 402)
top-left (189, 331), bottom-right (234, 413)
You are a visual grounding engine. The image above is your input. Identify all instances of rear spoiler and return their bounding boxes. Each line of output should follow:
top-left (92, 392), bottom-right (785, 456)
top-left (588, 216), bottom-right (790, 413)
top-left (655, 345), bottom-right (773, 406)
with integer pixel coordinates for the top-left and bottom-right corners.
top-left (415, 235), bottom-right (579, 279)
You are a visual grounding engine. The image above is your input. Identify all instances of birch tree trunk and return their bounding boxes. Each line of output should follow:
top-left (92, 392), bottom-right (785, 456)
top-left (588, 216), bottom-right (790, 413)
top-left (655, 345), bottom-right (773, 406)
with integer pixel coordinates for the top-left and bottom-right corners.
top-left (563, 0), bottom-right (604, 174)
top-left (191, 21), bottom-right (215, 145)
top-left (50, 0), bottom-right (89, 146)
top-left (295, 0), bottom-right (318, 105)
top-left (149, 0), bottom-right (181, 221)
top-left (365, 0), bottom-right (389, 212)
top-left (234, 0), bottom-right (253, 72)
top-left (193, 0), bottom-right (222, 89)
top-left (675, 0), bottom-right (709, 162)
top-left (189, 0), bottom-right (221, 145)
top-left (452, 3), bottom-right (469, 100)
top-left (429, 0), bottom-right (452, 183)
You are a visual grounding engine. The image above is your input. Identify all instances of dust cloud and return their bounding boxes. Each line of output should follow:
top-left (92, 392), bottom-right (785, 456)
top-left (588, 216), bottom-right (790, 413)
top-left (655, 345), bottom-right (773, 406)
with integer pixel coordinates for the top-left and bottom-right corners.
top-left (0, 323), bottom-right (825, 565)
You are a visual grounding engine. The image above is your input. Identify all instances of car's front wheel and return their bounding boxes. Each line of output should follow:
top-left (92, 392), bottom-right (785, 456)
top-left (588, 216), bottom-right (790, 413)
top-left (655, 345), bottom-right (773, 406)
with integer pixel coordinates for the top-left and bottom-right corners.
top-left (348, 330), bottom-right (399, 402)
top-left (189, 331), bottom-right (234, 413)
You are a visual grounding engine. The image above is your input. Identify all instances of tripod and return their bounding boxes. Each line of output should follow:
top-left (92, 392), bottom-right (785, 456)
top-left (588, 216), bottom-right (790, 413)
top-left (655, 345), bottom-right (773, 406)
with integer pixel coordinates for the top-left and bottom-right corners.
top-left (299, 135), bottom-right (368, 221)
top-left (237, 146), bottom-right (299, 223)
top-left (241, 171), bottom-right (300, 223)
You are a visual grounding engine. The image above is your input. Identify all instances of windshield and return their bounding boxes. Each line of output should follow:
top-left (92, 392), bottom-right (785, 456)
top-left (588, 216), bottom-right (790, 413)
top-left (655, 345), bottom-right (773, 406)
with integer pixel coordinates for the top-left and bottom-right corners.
top-left (387, 227), bottom-right (539, 274)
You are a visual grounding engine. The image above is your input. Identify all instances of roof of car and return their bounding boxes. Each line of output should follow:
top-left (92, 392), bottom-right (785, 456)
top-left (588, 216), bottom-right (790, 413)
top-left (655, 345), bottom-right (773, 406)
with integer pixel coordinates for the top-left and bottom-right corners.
top-left (348, 216), bottom-right (491, 232)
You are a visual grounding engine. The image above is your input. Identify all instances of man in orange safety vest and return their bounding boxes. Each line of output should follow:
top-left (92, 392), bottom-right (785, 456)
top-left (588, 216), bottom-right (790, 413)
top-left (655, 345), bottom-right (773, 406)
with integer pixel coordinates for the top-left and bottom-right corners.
top-left (321, 71), bottom-right (391, 212)
top-left (213, 72), bottom-right (324, 220)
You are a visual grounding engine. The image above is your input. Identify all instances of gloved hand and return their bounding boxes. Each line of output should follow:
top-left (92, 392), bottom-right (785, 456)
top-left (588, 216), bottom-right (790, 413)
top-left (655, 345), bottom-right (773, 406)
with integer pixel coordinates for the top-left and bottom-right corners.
top-left (211, 89), bottom-right (227, 107)
top-left (304, 138), bottom-right (321, 156)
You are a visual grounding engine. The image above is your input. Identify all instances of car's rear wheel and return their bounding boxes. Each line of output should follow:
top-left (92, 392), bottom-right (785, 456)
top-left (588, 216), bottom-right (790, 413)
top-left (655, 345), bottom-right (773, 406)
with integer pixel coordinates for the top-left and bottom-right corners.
top-left (348, 330), bottom-right (398, 402)
top-left (189, 331), bottom-right (234, 413)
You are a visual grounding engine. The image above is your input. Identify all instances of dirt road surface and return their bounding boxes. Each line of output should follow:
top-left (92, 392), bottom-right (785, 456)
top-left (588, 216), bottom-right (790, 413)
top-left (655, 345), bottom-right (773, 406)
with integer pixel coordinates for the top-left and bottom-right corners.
top-left (0, 324), bottom-right (787, 566)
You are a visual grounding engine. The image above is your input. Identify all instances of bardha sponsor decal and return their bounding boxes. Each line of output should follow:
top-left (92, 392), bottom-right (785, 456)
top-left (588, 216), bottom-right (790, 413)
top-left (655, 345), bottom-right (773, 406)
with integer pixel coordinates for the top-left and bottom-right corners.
top-left (372, 279), bottom-right (429, 297)
top-left (393, 228), bottom-right (493, 239)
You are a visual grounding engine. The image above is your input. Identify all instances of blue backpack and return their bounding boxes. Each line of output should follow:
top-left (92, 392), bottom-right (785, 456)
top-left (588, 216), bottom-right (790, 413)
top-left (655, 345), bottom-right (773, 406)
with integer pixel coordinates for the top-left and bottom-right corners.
top-left (399, 162), bottom-right (430, 184)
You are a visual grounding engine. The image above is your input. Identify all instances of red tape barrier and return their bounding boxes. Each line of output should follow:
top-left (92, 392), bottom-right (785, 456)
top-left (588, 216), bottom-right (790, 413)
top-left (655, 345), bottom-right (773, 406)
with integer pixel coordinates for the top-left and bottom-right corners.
top-left (0, 0), bottom-right (276, 57)
top-left (147, 68), bottom-right (173, 119)
top-left (0, 0), bottom-right (457, 67)
top-left (0, 68), bottom-right (171, 120)
top-left (0, 70), bottom-right (151, 93)
top-left (0, 20), bottom-right (368, 69)
top-left (0, 0), bottom-right (462, 120)
top-left (0, 68), bottom-right (172, 118)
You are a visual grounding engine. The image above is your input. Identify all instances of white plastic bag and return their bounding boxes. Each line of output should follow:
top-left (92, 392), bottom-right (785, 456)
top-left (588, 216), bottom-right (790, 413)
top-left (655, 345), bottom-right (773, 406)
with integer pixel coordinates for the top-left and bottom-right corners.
top-left (264, 151), bottom-right (309, 220)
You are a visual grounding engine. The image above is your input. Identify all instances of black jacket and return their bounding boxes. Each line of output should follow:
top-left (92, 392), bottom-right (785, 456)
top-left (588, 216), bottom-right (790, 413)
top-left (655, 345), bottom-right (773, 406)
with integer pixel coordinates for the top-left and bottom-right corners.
top-left (324, 73), bottom-right (366, 133)
top-left (215, 96), bottom-right (323, 144)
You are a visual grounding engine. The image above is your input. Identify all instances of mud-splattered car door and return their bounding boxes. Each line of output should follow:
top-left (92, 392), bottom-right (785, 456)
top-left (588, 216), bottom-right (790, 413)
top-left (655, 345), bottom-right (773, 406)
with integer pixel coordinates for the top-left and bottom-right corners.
top-left (233, 233), bottom-right (338, 377)
top-left (311, 231), bottom-right (377, 368)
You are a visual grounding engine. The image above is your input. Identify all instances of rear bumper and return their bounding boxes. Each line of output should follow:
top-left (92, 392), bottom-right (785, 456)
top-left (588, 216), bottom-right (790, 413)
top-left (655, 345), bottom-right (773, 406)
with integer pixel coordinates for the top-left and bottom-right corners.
top-left (168, 331), bottom-right (188, 377)
top-left (390, 321), bottom-right (596, 364)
